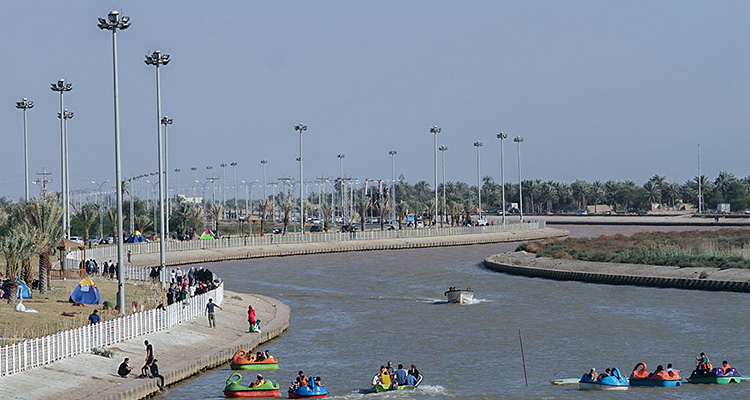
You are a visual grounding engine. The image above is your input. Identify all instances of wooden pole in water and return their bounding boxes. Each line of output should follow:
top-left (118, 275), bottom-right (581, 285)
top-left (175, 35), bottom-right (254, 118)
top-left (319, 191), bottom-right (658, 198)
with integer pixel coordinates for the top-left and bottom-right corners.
top-left (519, 329), bottom-right (528, 386)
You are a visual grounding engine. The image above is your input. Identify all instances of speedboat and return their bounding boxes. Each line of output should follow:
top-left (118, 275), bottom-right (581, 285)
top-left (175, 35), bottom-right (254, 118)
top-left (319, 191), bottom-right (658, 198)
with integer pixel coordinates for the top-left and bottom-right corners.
top-left (687, 367), bottom-right (741, 384)
top-left (444, 288), bottom-right (474, 304)
top-left (579, 367), bottom-right (629, 390)
top-left (230, 350), bottom-right (280, 370)
top-left (628, 362), bottom-right (682, 387)
top-left (288, 380), bottom-right (328, 398)
top-left (224, 373), bottom-right (281, 398)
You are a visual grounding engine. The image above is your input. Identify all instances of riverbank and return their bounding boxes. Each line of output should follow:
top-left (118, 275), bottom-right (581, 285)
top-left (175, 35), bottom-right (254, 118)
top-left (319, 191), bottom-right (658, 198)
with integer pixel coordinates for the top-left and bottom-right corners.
top-left (130, 227), bottom-right (568, 267)
top-left (1, 290), bottom-right (290, 400)
top-left (484, 252), bottom-right (750, 292)
top-left (497, 214), bottom-right (750, 226)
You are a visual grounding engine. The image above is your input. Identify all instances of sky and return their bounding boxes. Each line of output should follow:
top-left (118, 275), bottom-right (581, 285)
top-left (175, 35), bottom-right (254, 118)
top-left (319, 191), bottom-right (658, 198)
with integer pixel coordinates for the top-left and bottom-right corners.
top-left (1, 1), bottom-right (749, 200)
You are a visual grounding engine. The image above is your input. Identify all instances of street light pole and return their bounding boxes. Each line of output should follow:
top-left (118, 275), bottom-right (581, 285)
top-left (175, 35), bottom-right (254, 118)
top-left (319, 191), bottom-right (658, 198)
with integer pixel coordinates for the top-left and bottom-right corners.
top-left (294, 123), bottom-right (307, 236)
top-left (220, 163), bottom-right (227, 217)
top-left (161, 116), bottom-right (173, 217)
top-left (174, 168), bottom-right (180, 199)
top-left (260, 160), bottom-right (268, 200)
top-left (98, 9), bottom-right (130, 315)
top-left (514, 136), bottom-right (524, 221)
top-left (473, 141), bottom-right (483, 220)
top-left (63, 109), bottom-right (73, 239)
top-left (231, 161), bottom-right (238, 220)
top-left (430, 126), bottom-right (441, 229)
top-left (388, 150), bottom-right (397, 225)
top-left (51, 79), bottom-right (72, 238)
top-left (698, 144), bottom-right (702, 214)
top-left (91, 180), bottom-right (110, 240)
top-left (439, 146), bottom-right (447, 226)
top-left (145, 49), bottom-right (170, 287)
top-left (191, 166), bottom-right (197, 199)
top-left (337, 154), bottom-right (345, 224)
top-left (15, 98), bottom-right (34, 201)
top-left (497, 132), bottom-right (507, 227)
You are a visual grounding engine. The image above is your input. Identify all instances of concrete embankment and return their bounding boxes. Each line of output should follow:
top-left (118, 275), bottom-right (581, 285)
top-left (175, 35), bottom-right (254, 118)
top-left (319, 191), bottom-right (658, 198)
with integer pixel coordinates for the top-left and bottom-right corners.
top-left (513, 214), bottom-right (750, 227)
top-left (132, 228), bottom-right (568, 268)
top-left (484, 252), bottom-right (750, 292)
top-left (2, 291), bottom-right (290, 400)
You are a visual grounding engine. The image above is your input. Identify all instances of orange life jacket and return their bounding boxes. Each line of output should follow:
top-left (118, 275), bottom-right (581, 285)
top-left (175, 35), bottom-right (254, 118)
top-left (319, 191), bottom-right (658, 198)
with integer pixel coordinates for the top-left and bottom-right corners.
top-left (723, 364), bottom-right (731, 373)
top-left (589, 372), bottom-right (598, 381)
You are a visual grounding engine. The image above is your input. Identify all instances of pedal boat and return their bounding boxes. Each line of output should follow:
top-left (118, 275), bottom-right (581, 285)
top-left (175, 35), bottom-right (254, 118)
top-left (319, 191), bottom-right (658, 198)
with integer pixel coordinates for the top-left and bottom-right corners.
top-left (230, 350), bottom-right (280, 370)
top-left (687, 367), bottom-right (741, 384)
top-left (628, 362), bottom-right (682, 387)
top-left (579, 367), bottom-right (629, 390)
top-left (288, 380), bottom-right (328, 398)
top-left (224, 373), bottom-right (281, 398)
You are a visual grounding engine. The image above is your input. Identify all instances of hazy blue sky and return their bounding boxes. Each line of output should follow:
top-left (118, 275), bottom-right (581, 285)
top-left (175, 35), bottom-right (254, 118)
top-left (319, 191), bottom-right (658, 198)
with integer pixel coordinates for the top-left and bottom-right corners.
top-left (1, 1), bottom-right (748, 200)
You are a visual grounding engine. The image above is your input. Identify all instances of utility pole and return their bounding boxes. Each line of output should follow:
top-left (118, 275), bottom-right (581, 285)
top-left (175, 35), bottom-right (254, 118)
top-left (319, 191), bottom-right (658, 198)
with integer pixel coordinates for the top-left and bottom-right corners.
top-left (36, 169), bottom-right (52, 198)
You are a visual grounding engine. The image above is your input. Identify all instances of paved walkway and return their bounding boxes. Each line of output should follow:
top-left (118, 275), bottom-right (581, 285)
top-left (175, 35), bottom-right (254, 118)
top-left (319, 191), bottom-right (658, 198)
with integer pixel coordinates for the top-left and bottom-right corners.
top-left (130, 227), bottom-right (568, 268)
top-left (2, 291), bottom-right (290, 400)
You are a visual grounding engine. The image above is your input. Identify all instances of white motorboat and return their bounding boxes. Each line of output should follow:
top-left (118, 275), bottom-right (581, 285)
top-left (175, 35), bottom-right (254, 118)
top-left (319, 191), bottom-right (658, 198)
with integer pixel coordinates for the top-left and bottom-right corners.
top-left (444, 288), bottom-right (474, 304)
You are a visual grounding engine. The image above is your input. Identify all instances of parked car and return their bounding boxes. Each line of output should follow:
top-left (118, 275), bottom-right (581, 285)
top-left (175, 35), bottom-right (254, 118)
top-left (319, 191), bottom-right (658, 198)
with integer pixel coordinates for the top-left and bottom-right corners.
top-left (310, 225), bottom-right (323, 233)
top-left (69, 236), bottom-right (84, 244)
top-left (476, 219), bottom-right (489, 226)
top-left (272, 228), bottom-right (282, 234)
top-left (88, 237), bottom-right (100, 245)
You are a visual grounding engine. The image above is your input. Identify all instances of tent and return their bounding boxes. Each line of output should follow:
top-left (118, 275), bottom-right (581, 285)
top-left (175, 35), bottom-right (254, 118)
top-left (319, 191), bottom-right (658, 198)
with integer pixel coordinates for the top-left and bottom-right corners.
top-left (69, 278), bottom-right (101, 305)
top-left (16, 279), bottom-right (31, 299)
top-left (199, 229), bottom-right (215, 240)
top-left (125, 230), bottom-right (149, 243)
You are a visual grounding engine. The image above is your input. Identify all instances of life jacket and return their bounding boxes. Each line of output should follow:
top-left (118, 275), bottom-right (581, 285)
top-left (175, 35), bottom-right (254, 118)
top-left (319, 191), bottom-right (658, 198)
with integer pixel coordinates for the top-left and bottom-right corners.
top-left (700, 355), bottom-right (713, 371)
top-left (589, 372), bottom-right (598, 381)
top-left (381, 372), bottom-right (392, 385)
top-left (297, 375), bottom-right (307, 386)
top-left (723, 364), bottom-right (732, 374)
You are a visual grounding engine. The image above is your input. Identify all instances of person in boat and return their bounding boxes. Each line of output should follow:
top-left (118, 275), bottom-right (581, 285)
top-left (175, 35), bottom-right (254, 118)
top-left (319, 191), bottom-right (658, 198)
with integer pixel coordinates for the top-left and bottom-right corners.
top-left (587, 368), bottom-right (598, 381)
top-left (406, 370), bottom-right (417, 386)
top-left (295, 371), bottom-right (308, 388)
top-left (597, 368), bottom-right (611, 380)
top-left (314, 376), bottom-right (323, 387)
top-left (250, 374), bottom-right (266, 388)
top-left (466, 287), bottom-right (472, 292)
top-left (722, 361), bottom-right (732, 374)
top-left (696, 352), bottom-right (713, 371)
top-left (246, 352), bottom-right (257, 362)
top-left (256, 351), bottom-right (266, 361)
top-left (386, 361), bottom-right (395, 376)
top-left (649, 364), bottom-right (665, 378)
top-left (380, 366), bottom-right (392, 386)
top-left (394, 364), bottom-right (408, 385)
top-left (264, 350), bottom-right (272, 360)
top-left (409, 364), bottom-right (420, 379)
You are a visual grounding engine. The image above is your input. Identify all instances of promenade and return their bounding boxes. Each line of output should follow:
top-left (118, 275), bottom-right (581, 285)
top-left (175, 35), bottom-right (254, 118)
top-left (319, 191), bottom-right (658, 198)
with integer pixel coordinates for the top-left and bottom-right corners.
top-left (485, 251), bottom-right (750, 292)
top-left (2, 291), bottom-right (290, 400)
top-left (129, 227), bottom-right (568, 267)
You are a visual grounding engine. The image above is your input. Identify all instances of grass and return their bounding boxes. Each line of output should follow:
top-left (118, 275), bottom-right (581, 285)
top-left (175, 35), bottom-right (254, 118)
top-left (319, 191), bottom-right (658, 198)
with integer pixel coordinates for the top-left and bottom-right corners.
top-left (0, 279), bottom-right (164, 346)
top-left (523, 228), bottom-right (750, 269)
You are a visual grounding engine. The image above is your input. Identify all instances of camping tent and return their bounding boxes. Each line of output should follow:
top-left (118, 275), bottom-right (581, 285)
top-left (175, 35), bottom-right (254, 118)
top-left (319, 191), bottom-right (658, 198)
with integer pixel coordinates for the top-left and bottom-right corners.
top-left (16, 279), bottom-right (31, 299)
top-left (69, 278), bottom-right (101, 305)
top-left (199, 229), bottom-right (215, 240)
top-left (125, 230), bottom-right (149, 243)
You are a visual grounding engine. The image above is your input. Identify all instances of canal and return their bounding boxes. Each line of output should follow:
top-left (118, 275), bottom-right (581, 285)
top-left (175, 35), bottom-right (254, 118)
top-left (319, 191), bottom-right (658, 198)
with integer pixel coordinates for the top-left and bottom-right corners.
top-left (160, 225), bottom-right (750, 399)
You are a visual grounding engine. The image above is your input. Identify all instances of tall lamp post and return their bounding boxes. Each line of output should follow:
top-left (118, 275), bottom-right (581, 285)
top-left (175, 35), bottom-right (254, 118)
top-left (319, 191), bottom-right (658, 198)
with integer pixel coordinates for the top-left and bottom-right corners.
top-left (430, 126), bottom-right (441, 229)
top-left (220, 163), bottom-right (227, 216)
top-left (58, 109), bottom-right (74, 239)
top-left (473, 141), bottom-right (483, 220)
top-left (260, 160), bottom-right (268, 200)
top-left (496, 132), bottom-right (507, 227)
top-left (698, 144), bottom-right (702, 214)
top-left (161, 116), bottom-right (173, 217)
top-left (439, 146), bottom-right (447, 226)
top-left (91, 180), bottom-right (110, 240)
top-left (145, 49), bottom-right (170, 286)
top-left (51, 79), bottom-right (72, 237)
top-left (174, 168), bottom-right (180, 198)
top-left (514, 136), bottom-right (524, 221)
top-left (337, 154), bottom-right (345, 223)
top-left (230, 161), bottom-right (238, 220)
top-left (294, 123), bottom-right (307, 236)
top-left (98, 9), bottom-right (130, 315)
top-left (191, 166), bottom-right (197, 198)
top-left (15, 98), bottom-right (34, 201)
top-left (388, 150), bottom-right (397, 225)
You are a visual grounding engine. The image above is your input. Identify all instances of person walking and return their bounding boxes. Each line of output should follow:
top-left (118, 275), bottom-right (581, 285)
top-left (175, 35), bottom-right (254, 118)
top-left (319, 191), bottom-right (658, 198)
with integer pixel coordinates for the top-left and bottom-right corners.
top-left (88, 309), bottom-right (101, 324)
top-left (247, 305), bottom-right (256, 332)
top-left (144, 340), bottom-right (154, 365)
top-left (205, 298), bottom-right (223, 328)
top-left (127, 250), bottom-right (131, 263)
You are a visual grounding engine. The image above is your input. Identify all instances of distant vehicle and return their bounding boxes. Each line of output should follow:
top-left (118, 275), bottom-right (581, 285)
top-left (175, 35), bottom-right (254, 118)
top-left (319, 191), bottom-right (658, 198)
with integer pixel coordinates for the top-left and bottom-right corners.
top-left (367, 217), bottom-right (380, 224)
top-left (578, 210), bottom-right (588, 215)
top-left (406, 213), bottom-right (416, 223)
top-left (476, 219), bottom-right (488, 226)
top-left (604, 211), bottom-right (612, 215)
top-left (716, 203), bottom-right (731, 213)
top-left (416, 220), bottom-right (425, 228)
top-left (341, 224), bottom-right (358, 232)
top-left (69, 236), bottom-right (84, 244)
top-left (310, 218), bottom-right (321, 225)
top-left (744, 209), bottom-right (750, 215)
top-left (272, 228), bottom-right (282, 234)
top-left (310, 225), bottom-right (323, 233)
top-left (88, 237), bottom-right (100, 245)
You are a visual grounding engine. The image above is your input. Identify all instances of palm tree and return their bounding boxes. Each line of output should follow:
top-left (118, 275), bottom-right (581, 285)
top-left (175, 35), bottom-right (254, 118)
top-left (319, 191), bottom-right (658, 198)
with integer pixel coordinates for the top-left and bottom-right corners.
top-left (73, 203), bottom-right (99, 245)
top-left (591, 181), bottom-right (604, 213)
top-left (643, 181), bottom-right (660, 206)
top-left (396, 202), bottom-right (409, 230)
top-left (571, 180), bottom-right (591, 211)
top-left (539, 181), bottom-right (557, 214)
top-left (1, 227), bottom-right (38, 301)
top-left (377, 198), bottom-right (389, 230)
top-left (107, 208), bottom-right (119, 244)
top-left (649, 174), bottom-right (667, 205)
top-left (187, 203), bottom-right (204, 238)
top-left (135, 215), bottom-right (154, 234)
top-left (257, 200), bottom-right (270, 236)
top-left (447, 200), bottom-right (459, 226)
top-left (357, 197), bottom-right (369, 231)
top-left (320, 202), bottom-right (332, 232)
top-left (281, 200), bottom-right (294, 235)
top-left (425, 199), bottom-right (436, 227)
top-left (26, 196), bottom-right (64, 294)
top-left (207, 202), bottom-right (223, 234)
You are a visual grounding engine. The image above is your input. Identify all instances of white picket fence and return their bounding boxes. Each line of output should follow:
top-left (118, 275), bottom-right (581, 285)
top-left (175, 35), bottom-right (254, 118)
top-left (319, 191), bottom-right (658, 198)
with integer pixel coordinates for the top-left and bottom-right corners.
top-left (0, 270), bottom-right (223, 377)
top-left (76, 220), bottom-right (544, 261)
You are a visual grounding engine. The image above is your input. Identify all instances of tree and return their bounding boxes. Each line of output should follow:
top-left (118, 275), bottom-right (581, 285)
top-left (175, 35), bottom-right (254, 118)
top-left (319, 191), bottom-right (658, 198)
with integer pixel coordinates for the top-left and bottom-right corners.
top-left (281, 200), bottom-right (294, 235)
top-left (571, 180), bottom-right (591, 210)
top-left (135, 215), bottom-right (153, 234)
top-left (26, 196), bottom-right (64, 294)
top-left (73, 203), bottom-right (99, 245)
top-left (357, 197), bottom-right (369, 231)
top-left (396, 202), bottom-right (409, 230)
top-left (207, 202), bottom-right (223, 234)
top-left (643, 181), bottom-right (660, 206)
top-left (187, 203), bottom-right (204, 238)
top-left (1, 226), bottom-right (38, 301)
top-left (257, 200), bottom-right (270, 236)
top-left (377, 198), bottom-right (389, 230)
top-left (320, 202), bottom-right (332, 232)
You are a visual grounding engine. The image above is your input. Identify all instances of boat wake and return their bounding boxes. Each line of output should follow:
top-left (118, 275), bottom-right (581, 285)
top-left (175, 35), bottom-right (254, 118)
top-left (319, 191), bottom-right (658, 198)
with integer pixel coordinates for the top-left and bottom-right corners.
top-left (418, 298), bottom-right (491, 305)
top-left (334, 385), bottom-right (449, 399)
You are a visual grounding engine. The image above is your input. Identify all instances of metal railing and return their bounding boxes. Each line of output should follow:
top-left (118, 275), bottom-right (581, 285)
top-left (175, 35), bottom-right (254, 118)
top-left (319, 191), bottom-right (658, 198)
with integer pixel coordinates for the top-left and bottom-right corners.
top-left (0, 265), bottom-right (223, 377)
top-left (74, 220), bottom-right (545, 261)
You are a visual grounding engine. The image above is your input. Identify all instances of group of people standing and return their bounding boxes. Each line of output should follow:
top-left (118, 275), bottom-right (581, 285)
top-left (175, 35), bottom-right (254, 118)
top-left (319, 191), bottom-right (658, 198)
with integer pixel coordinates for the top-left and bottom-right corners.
top-left (116, 339), bottom-right (165, 391)
top-left (373, 361), bottom-right (422, 388)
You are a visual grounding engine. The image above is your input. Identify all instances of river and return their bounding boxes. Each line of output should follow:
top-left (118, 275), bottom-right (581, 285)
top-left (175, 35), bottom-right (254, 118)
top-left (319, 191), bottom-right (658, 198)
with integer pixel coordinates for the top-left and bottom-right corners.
top-left (159, 225), bottom-right (750, 399)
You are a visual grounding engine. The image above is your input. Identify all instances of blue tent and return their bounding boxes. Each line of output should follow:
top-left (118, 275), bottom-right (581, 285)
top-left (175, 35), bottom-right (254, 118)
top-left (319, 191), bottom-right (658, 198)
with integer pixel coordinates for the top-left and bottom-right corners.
top-left (69, 278), bottom-right (101, 305)
top-left (125, 230), bottom-right (149, 243)
top-left (16, 279), bottom-right (31, 299)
